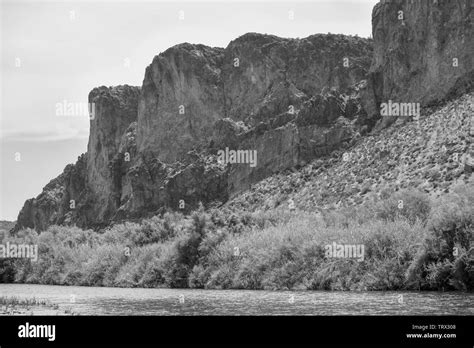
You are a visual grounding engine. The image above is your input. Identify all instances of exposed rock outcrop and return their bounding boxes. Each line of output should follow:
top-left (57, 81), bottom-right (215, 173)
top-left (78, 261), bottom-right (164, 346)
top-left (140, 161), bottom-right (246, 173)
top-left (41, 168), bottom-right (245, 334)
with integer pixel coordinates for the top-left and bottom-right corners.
top-left (13, 154), bottom-right (88, 232)
top-left (13, 0), bottom-right (472, 232)
top-left (87, 85), bottom-right (141, 225)
top-left (14, 33), bottom-right (371, 231)
top-left (111, 33), bottom-right (373, 219)
top-left (138, 44), bottom-right (225, 163)
top-left (13, 86), bottom-right (140, 231)
top-left (364, 0), bottom-right (473, 128)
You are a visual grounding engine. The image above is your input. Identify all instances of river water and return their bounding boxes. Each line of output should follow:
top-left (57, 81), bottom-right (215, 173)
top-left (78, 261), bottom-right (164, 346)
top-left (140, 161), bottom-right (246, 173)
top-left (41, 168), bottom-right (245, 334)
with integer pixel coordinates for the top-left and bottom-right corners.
top-left (0, 284), bottom-right (472, 315)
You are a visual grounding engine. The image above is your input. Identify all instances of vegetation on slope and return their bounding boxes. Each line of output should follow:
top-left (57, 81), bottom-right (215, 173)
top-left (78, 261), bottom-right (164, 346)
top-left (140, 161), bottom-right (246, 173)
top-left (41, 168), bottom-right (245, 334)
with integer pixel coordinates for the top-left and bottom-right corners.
top-left (1, 183), bottom-right (472, 291)
top-left (228, 93), bottom-right (474, 213)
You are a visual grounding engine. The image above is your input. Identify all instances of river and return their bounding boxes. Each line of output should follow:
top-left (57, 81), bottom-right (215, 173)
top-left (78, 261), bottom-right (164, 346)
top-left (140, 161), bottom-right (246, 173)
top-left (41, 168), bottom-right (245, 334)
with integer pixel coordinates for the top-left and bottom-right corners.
top-left (0, 284), bottom-right (472, 315)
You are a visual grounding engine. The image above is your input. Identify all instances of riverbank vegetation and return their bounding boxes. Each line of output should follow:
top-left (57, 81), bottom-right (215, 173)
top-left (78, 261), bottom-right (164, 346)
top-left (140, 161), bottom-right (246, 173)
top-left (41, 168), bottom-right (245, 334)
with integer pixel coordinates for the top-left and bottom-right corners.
top-left (0, 296), bottom-right (69, 315)
top-left (1, 183), bottom-right (472, 291)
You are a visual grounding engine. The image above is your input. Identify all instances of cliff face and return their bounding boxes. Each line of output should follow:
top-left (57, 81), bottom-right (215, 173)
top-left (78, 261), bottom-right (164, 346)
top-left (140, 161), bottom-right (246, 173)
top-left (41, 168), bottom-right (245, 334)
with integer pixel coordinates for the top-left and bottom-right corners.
top-left (86, 86), bottom-right (141, 224)
top-left (138, 44), bottom-right (225, 163)
top-left (126, 33), bottom-right (372, 213)
top-left (12, 86), bottom-right (140, 232)
top-left (137, 34), bottom-right (372, 162)
top-left (221, 33), bottom-right (370, 124)
top-left (13, 154), bottom-right (88, 232)
top-left (14, 33), bottom-right (371, 231)
top-left (364, 0), bottom-right (473, 126)
top-left (13, 0), bottom-right (473, 232)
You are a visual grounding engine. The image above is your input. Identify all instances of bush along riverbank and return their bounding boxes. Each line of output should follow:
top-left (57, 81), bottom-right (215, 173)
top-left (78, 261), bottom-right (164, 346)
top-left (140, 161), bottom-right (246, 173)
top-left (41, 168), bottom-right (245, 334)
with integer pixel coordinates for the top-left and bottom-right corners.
top-left (0, 296), bottom-right (76, 315)
top-left (1, 183), bottom-right (472, 291)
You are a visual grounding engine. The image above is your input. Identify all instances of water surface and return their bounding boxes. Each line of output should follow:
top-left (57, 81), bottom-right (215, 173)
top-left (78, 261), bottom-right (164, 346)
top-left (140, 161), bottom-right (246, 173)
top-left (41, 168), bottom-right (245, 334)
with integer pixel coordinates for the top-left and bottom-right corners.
top-left (0, 284), bottom-right (472, 315)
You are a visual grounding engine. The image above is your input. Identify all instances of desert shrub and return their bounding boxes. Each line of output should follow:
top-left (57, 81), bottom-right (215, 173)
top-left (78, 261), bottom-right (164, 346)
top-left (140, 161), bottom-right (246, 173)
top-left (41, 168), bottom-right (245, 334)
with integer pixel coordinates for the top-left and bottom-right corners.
top-left (130, 217), bottom-right (168, 246)
top-left (178, 210), bottom-right (208, 265)
top-left (0, 230), bottom-right (35, 283)
top-left (374, 189), bottom-right (431, 224)
top-left (261, 244), bottom-right (305, 290)
top-left (200, 210), bottom-right (429, 291)
top-left (425, 259), bottom-right (455, 289)
top-left (231, 259), bottom-right (264, 289)
top-left (161, 208), bottom-right (211, 287)
top-left (306, 262), bottom-right (337, 290)
top-left (162, 211), bottom-right (183, 235)
top-left (449, 248), bottom-right (474, 290)
top-left (188, 264), bottom-right (207, 288)
top-left (196, 229), bottom-right (228, 267)
top-left (429, 185), bottom-right (473, 251)
top-left (0, 259), bottom-right (16, 283)
top-left (209, 208), bottom-right (228, 227)
top-left (101, 222), bottom-right (139, 245)
top-left (7, 226), bottom-right (98, 285)
top-left (115, 244), bottom-right (162, 287)
top-left (48, 225), bottom-right (98, 247)
top-left (321, 208), bottom-right (356, 228)
top-left (11, 258), bottom-right (34, 283)
top-left (202, 213), bottom-right (323, 290)
top-left (405, 184), bottom-right (474, 290)
top-left (80, 245), bottom-right (125, 286)
top-left (7, 228), bottom-right (38, 244)
top-left (101, 214), bottom-right (180, 247)
top-left (139, 244), bottom-right (172, 288)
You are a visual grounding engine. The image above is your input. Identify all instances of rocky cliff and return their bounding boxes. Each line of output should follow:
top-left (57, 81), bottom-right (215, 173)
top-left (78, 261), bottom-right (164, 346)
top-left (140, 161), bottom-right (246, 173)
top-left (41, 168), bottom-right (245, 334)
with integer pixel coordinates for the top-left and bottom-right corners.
top-left (14, 33), bottom-right (372, 231)
top-left (13, 0), bottom-right (473, 232)
top-left (86, 85), bottom-right (141, 225)
top-left (364, 0), bottom-right (473, 127)
top-left (114, 33), bottom-right (373, 221)
top-left (14, 154), bottom-right (88, 231)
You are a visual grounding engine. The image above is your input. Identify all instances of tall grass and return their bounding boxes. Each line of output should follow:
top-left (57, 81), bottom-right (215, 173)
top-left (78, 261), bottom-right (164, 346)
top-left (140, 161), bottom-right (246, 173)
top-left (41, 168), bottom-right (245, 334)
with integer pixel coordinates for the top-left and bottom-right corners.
top-left (1, 184), bottom-right (472, 291)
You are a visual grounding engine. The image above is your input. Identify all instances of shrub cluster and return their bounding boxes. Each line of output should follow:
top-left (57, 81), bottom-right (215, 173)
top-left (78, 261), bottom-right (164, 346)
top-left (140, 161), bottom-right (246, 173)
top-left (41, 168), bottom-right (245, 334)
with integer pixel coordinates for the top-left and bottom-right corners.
top-left (1, 184), bottom-right (472, 291)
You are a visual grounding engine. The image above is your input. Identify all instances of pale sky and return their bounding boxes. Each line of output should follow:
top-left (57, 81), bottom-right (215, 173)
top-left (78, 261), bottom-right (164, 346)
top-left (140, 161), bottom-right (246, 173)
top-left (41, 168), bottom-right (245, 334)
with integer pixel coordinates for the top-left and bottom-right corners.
top-left (0, 0), bottom-right (378, 221)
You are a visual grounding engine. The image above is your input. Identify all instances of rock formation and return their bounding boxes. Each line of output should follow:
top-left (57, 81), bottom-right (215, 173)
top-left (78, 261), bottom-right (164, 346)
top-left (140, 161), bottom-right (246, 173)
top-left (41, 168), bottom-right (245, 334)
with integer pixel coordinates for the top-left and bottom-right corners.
top-left (86, 85), bottom-right (141, 226)
top-left (364, 0), bottom-right (473, 128)
top-left (14, 33), bottom-right (372, 231)
top-left (13, 0), bottom-right (473, 232)
top-left (13, 154), bottom-right (88, 231)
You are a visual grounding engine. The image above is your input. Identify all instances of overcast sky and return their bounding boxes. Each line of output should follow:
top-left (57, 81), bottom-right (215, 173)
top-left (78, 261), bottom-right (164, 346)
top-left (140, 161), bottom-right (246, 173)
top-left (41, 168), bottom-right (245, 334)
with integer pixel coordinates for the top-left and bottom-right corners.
top-left (0, 0), bottom-right (378, 221)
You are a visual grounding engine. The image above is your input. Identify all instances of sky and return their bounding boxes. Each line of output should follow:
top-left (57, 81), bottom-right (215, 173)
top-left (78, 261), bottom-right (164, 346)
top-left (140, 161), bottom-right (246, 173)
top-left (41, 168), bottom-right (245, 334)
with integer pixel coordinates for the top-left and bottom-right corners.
top-left (0, 0), bottom-right (378, 221)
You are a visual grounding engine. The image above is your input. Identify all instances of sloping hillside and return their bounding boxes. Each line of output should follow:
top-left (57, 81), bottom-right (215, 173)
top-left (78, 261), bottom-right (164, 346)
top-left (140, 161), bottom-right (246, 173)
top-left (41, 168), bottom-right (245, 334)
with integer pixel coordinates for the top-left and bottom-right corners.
top-left (228, 93), bottom-right (474, 213)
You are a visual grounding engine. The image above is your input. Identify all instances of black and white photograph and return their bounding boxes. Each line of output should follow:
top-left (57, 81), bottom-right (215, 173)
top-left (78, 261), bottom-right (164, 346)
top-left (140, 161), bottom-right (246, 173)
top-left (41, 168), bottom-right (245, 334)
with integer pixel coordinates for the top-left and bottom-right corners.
top-left (0, 0), bottom-right (473, 345)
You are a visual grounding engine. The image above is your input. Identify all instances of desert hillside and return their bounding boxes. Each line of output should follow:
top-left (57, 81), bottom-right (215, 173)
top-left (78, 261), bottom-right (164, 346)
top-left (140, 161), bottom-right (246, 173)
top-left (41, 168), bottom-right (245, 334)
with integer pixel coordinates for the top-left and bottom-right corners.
top-left (228, 93), bottom-right (474, 213)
